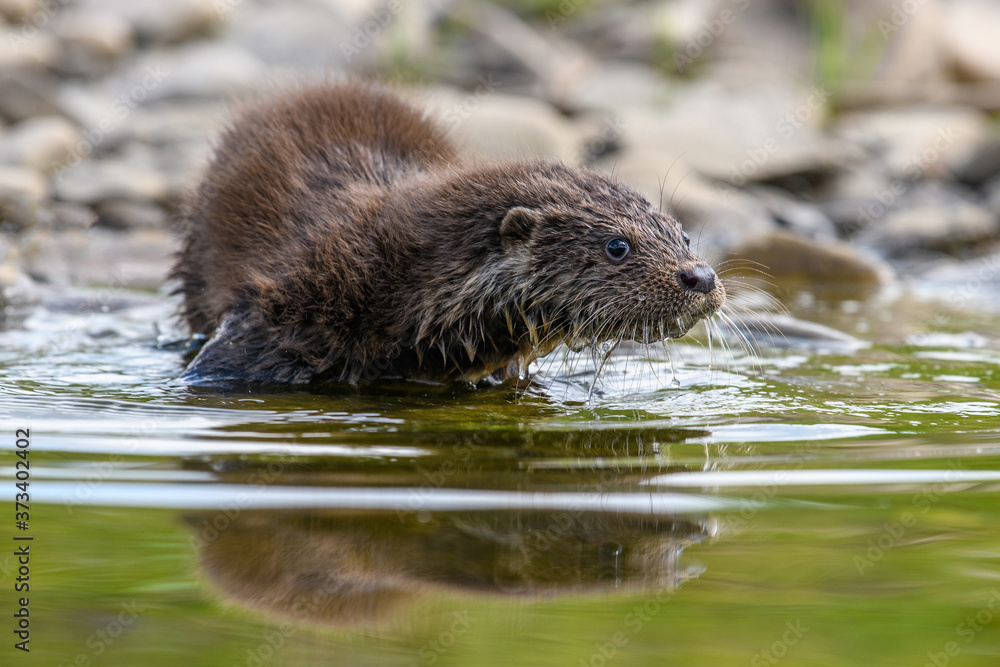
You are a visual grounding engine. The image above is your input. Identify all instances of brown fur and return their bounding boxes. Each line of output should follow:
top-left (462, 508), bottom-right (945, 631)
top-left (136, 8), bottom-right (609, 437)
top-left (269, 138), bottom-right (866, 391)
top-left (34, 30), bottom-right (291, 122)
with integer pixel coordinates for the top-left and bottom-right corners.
top-left (173, 82), bottom-right (725, 385)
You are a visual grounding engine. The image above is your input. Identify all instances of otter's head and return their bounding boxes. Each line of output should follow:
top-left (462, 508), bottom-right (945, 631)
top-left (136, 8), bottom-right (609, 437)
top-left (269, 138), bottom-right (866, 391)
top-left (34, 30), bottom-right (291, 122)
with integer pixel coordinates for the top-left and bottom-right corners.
top-left (496, 163), bottom-right (725, 353)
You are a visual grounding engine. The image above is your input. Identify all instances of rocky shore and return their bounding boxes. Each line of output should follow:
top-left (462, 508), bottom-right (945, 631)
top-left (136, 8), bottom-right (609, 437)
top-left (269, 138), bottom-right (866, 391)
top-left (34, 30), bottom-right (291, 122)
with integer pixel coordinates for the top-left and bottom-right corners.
top-left (1, 0), bottom-right (999, 320)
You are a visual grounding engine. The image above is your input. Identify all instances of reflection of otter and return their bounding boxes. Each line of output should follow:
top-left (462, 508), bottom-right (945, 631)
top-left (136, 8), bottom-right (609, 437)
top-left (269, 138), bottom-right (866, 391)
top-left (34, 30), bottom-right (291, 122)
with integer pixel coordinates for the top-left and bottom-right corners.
top-left (173, 82), bottom-right (725, 385)
top-left (186, 509), bottom-right (710, 627)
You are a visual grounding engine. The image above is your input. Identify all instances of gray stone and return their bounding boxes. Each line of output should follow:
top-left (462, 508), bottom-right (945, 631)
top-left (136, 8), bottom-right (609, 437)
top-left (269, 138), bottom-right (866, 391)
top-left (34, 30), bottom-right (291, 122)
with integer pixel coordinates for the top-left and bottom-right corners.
top-left (616, 81), bottom-right (854, 186)
top-left (729, 230), bottom-right (894, 288)
top-left (951, 137), bottom-right (1000, 186)
top-left (0, 24), bottom-right (60, 69)
top-left (94, 199), bottom-right (167, 231)
top-left (77, 0), bottom-right (221, 45)
top-left (421, 87), bottom-right (585, 164)
top-left (48, 202), bottom-right (97, 231)
top-left (833, 106), bottom-right (990, 179)
top-left (0, 115), bottom-right (81, 173)
top-left (51, 9), bottom-right (134, 75)
top-left (0, 165), bottom-right (48, 231)
top-left (856, 186), bottom-right (999, 256)
top-left (22, 227), bottom-right (176, 289)
top-left (112, 43), bottom-right (264, 104)
top-left (942, 0), bottom-right (1000, 83)
top-left (747, 185), bottom-right (838, 240)
top-left (52, 159), bottom-right (168, 205)
top-left (0, 69), bottom-right (65, 122)
top-left (222, 2), bottom-right (356, 71)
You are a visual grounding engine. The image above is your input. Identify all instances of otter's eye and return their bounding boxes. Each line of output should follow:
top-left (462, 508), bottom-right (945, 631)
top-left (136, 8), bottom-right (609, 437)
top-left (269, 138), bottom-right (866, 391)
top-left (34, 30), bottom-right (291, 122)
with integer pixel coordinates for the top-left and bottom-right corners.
top-left (605, 238), bottom-right (630, 262)
top-left (682, 231), bottom-right (691, 248)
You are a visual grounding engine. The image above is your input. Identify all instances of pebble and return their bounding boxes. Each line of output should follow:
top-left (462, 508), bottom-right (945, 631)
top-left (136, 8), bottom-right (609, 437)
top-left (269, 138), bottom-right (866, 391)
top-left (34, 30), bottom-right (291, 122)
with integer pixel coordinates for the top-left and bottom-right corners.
top-left (423, 88), bottom-right (585, 164)
top-left (0, 115), bottom-right (81, 173)
top-left (50, 9), bottom-right (134, 75)
top-left (834, 106), bottom-right (989, 179)
top-left (730, 230), bottom-right (894, 288)
top-left (855, 185), bottom-right (998, 255)
top-left (22, 227), bottom-right (176, 289)
top-left (94, 199), bottom-right (167, 231)
top-left (0, 165), bottom-right (48, 231)
top-left (52, 159), bottom-right (168, 205)
top-left (942, 0), bottom-right (1000, 83)
top-left (0, 69), bottom-right (65, 122)
top-left (0, 24), bottom-right (60, 70)
top-left (113, 43), bottom-right (264, 104)
top-left (76, 0), bottom-right (221, 45)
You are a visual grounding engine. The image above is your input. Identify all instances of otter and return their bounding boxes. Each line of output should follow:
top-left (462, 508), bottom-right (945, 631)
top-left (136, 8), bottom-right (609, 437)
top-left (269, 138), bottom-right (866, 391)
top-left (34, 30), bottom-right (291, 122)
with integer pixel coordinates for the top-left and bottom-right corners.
top-left (173, 82), bottom-right (725, 385)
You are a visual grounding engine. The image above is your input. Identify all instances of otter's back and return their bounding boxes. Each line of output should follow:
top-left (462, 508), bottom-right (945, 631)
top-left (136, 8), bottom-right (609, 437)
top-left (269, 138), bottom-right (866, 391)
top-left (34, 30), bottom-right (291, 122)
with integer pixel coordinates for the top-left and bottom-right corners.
top-left (175, 83), bottom-right (456, 335)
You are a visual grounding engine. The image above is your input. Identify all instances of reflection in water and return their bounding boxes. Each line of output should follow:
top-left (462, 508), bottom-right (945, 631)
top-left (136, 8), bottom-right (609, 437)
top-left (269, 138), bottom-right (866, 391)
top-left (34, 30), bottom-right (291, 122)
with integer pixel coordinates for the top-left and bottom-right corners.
top-left (185, 508), bottom-right (711, 627)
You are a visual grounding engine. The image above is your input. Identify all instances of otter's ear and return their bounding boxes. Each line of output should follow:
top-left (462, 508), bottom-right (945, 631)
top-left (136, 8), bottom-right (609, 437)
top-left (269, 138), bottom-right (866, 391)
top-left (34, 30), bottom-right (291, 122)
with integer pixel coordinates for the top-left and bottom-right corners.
top-left (500, 207), bottom-right (541, 244)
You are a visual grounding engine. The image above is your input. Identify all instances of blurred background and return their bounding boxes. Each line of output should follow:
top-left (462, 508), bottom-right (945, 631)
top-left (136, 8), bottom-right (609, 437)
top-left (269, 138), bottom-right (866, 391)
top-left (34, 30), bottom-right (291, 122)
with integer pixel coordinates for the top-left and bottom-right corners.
top-left (1, 0), bottom-right (999, 306)
top-left (4, 4), bottom-right (1000, 667)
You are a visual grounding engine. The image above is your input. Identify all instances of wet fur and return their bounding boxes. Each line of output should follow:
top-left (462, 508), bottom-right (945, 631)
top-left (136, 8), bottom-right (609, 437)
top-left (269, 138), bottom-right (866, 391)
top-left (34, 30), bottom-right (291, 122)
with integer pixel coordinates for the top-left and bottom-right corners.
top-left (173, 82), bottom-right (724, 385)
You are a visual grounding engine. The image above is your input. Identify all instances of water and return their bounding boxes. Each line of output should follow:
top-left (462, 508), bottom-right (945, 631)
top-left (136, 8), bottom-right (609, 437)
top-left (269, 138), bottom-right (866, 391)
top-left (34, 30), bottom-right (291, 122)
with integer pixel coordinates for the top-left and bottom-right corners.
top-left (2, 284), bottom-right (1000, 666)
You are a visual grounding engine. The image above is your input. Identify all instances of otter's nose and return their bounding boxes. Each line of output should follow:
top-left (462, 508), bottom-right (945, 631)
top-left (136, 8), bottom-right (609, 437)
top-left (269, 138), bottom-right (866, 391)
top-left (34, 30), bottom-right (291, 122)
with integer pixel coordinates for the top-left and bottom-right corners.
top-left (677, 264), bottom-right (717, 294)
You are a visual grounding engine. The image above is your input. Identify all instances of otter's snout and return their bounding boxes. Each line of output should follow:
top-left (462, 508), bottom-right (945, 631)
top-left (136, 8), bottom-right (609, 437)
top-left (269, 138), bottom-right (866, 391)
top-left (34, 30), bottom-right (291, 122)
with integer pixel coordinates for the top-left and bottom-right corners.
top-left (677, 264), bottom-right (717, 294)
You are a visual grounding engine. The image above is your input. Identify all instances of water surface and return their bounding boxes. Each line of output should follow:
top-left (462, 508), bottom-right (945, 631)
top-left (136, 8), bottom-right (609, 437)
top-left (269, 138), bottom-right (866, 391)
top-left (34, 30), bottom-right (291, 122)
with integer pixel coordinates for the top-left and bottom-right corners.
top-left (2, 283), bottom-right (1000, 666)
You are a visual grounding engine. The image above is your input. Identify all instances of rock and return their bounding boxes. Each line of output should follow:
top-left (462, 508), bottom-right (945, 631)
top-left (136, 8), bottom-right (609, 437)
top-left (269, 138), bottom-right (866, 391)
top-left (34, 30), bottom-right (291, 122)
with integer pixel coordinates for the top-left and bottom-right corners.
top-left (0, 68), bottom-right (65, 122)
top-left (48, 202), bottom-right (97, 231)
top-left (0, 241), bottom-right (41, 312)
top-left (112, 43), bottom-right (264, 103)
top-left (833, 106), bottom-right (990, 179)
top-left (0, 165), bottom-right (47, 231)
top-left (0, 25), bottom-right (60, 69)
top-left (21, 227), bottom-right (176, 289)
top-left (942, 0), bottom-right (1000, 82)
top-left (719, 313), bottom-right (869, 353)
top-left (817, 163), bottom-right (900, 234)
top-left (0, 0), bottom-right (42, 23)
top-left (565, 61), bottom-right (672, 113)
top-left (77, 0), bottom-right (221, 45)
top-left (52, 159), bottom-right (168, 205)
top-left (617, 81), bottom-right (854, 187)
top-left (0, 115), bottom-right (81, 173)
top-left (855, 183), bottom-right (998, 255)
top-left (222, 2), bottom-right (356, 71)
top-left (746, 185), bottom-right (838, 240)
top-left (420, 88), bottom-right (585, 164)
top-left (729, 230), bottom-right (894, 288)
top-left (94, 199), bottom-right (166, 231)
top-left (51, 9), bottom-right (134, 75)
top-left (951, 137), bottom-right (1000, 186)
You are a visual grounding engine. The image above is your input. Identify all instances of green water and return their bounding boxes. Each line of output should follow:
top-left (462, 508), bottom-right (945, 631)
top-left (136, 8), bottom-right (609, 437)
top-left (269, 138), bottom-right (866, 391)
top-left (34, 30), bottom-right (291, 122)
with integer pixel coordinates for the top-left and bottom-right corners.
top-left (1, 287), bottom-right (999, 666)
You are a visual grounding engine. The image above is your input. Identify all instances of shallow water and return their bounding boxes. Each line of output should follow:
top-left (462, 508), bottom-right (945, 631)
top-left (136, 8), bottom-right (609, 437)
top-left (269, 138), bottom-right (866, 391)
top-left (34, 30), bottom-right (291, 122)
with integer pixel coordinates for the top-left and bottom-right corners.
top-left (2, 283), bottom-right (1000, 666)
